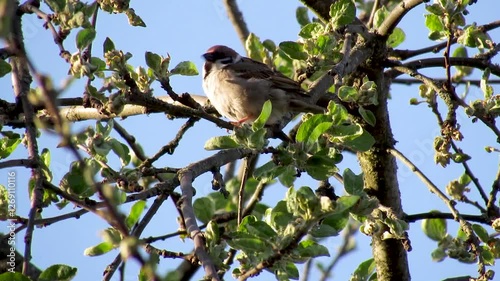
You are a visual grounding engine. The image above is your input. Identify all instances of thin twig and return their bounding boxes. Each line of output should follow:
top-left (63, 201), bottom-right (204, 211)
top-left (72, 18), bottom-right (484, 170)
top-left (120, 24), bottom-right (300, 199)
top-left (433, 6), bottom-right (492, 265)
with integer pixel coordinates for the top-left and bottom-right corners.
top-left (393, 78), bottom-right (500, 86)
top-left (19, 3), bottom-right (70, 61)
top-left (404, 212), bottom-right (489, 224)
top-left (319, 224), bottom-right (357, 281)
top-left (391, 65), bottom-right (500, 141)
top-left (0, 159), bottom-right (34, 169)
top-left (140, 117), bottom-right (200, 168)
top-left (237, 157), bottom-right (251, 225)
top-left (486, 165), bottom-right (500, 217)
top-left (389, 147), bottom-right (486, 276)
top-left (391, 20), bottom-right (500, 60)
top-left (367, 0), bottom-right (380, 28)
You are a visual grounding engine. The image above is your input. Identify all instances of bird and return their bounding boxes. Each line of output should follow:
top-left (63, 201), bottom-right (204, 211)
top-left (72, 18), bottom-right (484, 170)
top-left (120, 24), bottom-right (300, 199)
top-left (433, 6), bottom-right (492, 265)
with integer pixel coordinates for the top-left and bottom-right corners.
top-left (201, 45), bottom-right (325, 126)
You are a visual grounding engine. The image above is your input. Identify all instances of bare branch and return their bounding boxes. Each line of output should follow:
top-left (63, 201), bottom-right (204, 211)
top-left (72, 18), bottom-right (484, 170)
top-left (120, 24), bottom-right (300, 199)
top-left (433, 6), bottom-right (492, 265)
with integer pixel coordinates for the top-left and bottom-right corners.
top-left (7, 4), bottom-right (45, 275)
top-left (223, 0), bottom-right (250, 49)
top-left (393, 78), bottom-right (500, 86)
top-left (388, 57), bottom-right (500, 79)
top-left (377, 0), bottom-right (425, 37)
top-left (178, 170), bottom-right (220, 281)
top-left (0, 159), bottom-right (35, 169)
top-left (404, 212), bottom-right (489, 224)
top-left (319, 224), bottom-right (357, 281)
top-left (391, 20), bottom-right (500, 60)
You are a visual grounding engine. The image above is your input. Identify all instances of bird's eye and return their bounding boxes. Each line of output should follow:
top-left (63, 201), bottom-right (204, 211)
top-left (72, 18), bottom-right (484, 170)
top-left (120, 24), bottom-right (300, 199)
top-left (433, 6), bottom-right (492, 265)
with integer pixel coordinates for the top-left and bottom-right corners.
top-left (218, 57), bottom-right (233, 64)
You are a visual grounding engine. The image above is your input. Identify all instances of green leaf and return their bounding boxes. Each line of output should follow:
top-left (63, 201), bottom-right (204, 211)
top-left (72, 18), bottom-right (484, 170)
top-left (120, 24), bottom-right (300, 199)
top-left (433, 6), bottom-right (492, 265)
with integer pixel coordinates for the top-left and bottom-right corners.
top-left (338, 85), bottom-right (358, 102)
top-left (170, 61), bottom-right (199, 76)
top-left (329, 0), bottom-right (356, 28)
top-left (296, 114), bottom-right (330, 144)
top-left (39, 264), bottom-right (77, 281)
top-left (252, 100), bottom-right (272, 130)
top-left (327, 101), bottom-right (349, 125)
top-left (299, 22), bottom-right (324, 39)
top-left (480, 246), bottom-right (495, 266)
top-left (296, 6), bottom-right (310, 26)
top-left (126, 8), bottom-right (146, 27)
top-left (101, 228), bottom-right (122, 246)
top-left (248, 127), bottom-right (268, 149)
top-left (103, 37), bottom-right (115, 53)
top-left (267, 201), bottom-right (293, 231)
top-left (44, 0), bottom-right (66, 12)
top-left (254, 161), bottom-right (287, 183)
top-left (458, 24), bottom-right (493, 49)
top-left (343, 169), bottom-right (364, 195)
top-left (193, 197), bottom-right (214, 223)
top-left (472, 224), bottom-right (489, 243)
top-left (40, 148), bottom-right (53, 181)
top-left (279, 41), bottom-right (308, 60)
top-left (279, 262), bottom-right (299, 280)
top-left (0, 59), bottom-right (12, 77)
top-left (59, 159), bottom-right (98, 197)
top-left (125, 200), bottom-right (146, 229)
top-left (84, 242), bottom-right (115, 256)
top-left (90, 57), bottom-right (106, 72)
top-left (453, 46), bottom-right (473, 77)
top-left (351, 258), bottom-right (376, 280)
top-left (373, 7), bottom-right (388, 28)
top-left (311, 211), bottom-right (350, 237)
top-left (358, 107), bottom-right (376, 126)
top-left (245, 33), bottom-right (266, 62)
top-left (458, 172), bottom-right (471, 186)
top-left (425, 14), bottom-right (444, 33)
top-left (341, 129), bottom-right (375, 152)
top-left (0, 272), bottom-right (32, 281)
top-left (387, 27), bottom-right (405, 48)
top-left (481, 69), bottom-right (494, 99)
top-left (335, 195), bottom-right (360, 213)
top-left (205, 220), bottom-right (220, 244)
top-left (76, 28), bottom-right (96, 50)
top-left (431, 247), bottom-right (447, 262)
top-left (0, 132), bottom-right (21, 159)
top-left (296, 239), bottom-right (330, 258)
top-left (422, 213), bottom-right (447, 241)
top-left (204, 136), bottom-right (240, 150)
top-left (425, 3), bottom-right (445, 16)
top-left (262, 39), bottom-right (276, 52)
top-left (239, 216), bottom-right (277, 239)
top-left (226, 234), bottom-right (270, 252)
top-left (145, 51), bottom-right (161, 72)
top-left (278, 166), bottom-right (296, 187)
top-left (305, 152), bottom-right (339, 180)
top-left (110, 139), bottom-right (131, 166)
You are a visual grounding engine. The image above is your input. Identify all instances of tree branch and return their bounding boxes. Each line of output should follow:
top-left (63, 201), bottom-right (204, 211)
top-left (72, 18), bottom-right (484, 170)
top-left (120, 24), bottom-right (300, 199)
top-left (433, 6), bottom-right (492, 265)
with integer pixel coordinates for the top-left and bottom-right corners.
top-left (223, 0), bottom-right (250, 49)
top-left (8, 3), bottom-right (45, 275)
top-left (391, 20), bottom-right (500, 60)
top-left (404, 212), bottom-right (489, 224)
top-left (377, 0), bottom-right (424, 37)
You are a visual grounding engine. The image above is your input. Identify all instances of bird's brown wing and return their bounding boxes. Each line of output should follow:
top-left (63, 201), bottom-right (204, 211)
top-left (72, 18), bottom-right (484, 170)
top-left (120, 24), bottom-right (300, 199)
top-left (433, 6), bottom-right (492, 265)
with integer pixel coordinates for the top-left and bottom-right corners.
top-left (226, 57), bottom-right (309, 96)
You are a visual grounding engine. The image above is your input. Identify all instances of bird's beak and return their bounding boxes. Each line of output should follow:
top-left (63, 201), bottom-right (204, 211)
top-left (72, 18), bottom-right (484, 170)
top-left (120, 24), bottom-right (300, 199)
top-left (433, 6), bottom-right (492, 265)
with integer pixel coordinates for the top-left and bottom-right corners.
top-left (202, 52), bottom-right (214, 62)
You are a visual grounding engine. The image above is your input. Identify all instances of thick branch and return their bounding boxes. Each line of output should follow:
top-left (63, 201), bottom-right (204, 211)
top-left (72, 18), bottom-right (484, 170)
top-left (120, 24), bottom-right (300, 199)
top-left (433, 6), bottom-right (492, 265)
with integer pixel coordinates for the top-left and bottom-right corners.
top-left (223, 0), bottom-right (250, 49)
top-left (377, 0), bottom-right (424, 37)
top-left (178, 170), bottom-right (219, 281)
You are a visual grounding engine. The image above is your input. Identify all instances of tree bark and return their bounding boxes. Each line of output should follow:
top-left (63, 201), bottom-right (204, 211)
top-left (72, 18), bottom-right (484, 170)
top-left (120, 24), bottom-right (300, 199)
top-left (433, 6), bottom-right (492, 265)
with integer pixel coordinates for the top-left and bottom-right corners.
top-left (358, 69), bottom-right (410, 281)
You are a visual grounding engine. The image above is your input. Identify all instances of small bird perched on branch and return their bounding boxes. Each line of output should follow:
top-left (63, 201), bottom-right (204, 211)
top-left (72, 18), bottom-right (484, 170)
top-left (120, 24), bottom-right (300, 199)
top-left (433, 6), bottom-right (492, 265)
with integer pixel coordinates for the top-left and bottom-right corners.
top-left (202, 45), bottom-right (324, 126)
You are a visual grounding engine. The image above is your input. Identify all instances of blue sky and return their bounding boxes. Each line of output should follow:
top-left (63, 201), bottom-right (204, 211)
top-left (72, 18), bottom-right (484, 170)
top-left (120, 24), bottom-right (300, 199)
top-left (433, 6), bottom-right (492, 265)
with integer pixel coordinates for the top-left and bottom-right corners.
top-left (1, 0), bottom-right (499, 280)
